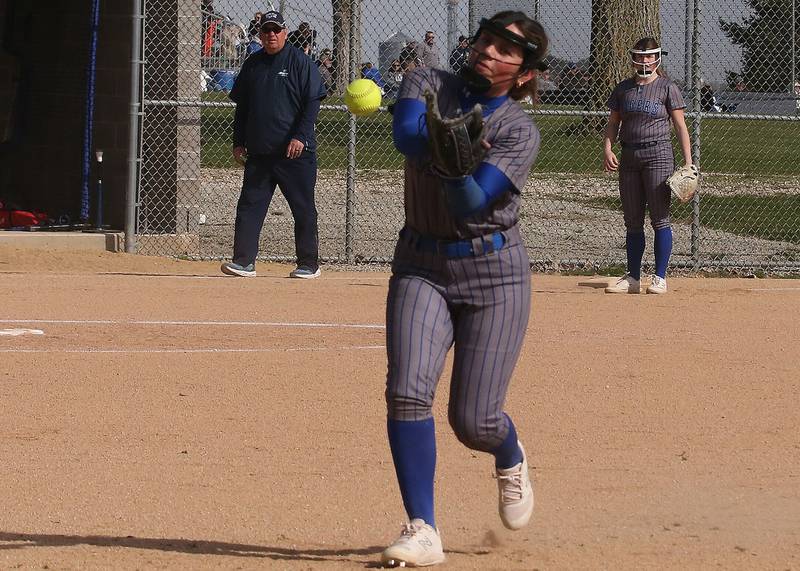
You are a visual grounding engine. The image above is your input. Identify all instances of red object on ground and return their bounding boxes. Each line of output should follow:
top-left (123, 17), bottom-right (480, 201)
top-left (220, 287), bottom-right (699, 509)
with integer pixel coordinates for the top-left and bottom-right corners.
top-left (0, 207), bottom-right (49, 228)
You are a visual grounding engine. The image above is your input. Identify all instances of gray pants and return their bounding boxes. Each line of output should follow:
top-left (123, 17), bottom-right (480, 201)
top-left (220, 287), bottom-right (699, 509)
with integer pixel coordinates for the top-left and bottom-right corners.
top-left (385, 226), bottom-right (531, 452)
top-left (619, 141), bottom-right (675, 231)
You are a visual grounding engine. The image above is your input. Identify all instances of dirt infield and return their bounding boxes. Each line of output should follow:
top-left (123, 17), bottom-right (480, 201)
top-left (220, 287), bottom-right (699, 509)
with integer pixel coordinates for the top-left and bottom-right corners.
top-left (1, 245), bottom-right (798, 570)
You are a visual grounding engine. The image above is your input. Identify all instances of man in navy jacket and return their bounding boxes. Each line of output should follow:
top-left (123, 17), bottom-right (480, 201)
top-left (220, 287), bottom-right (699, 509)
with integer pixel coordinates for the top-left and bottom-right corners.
top-left (222, 11), bottom-right (327, 279)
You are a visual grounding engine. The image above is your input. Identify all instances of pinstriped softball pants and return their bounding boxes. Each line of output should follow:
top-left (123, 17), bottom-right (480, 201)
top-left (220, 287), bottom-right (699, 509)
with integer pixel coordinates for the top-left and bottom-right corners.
top-left (385, 226), bottom-right (531, 452)
top-left (619, 141), bottom-right (675, 231)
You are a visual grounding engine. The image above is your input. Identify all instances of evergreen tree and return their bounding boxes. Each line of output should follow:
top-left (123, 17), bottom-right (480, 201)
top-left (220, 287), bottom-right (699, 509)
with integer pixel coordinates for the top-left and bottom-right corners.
top-left (720, 0), bottom-right (799, 92)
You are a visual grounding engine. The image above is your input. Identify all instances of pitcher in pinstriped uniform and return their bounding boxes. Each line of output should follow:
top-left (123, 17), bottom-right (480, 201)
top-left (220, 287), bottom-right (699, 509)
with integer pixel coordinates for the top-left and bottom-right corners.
top-left (379, 12), bottom-right (548, 568)
top-left (602, 37), bottom-right (693, 295)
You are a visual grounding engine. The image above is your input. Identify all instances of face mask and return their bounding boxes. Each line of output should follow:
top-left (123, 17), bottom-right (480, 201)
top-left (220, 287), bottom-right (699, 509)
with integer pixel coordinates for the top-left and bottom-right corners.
top-left (459, 65), bottom-right (492, 94)
top-left (629, 47), bottom-right (661, 78)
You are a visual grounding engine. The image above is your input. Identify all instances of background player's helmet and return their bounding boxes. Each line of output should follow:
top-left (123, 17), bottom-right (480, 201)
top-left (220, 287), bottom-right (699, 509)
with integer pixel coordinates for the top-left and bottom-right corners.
top-left (629, 37), bottom-right (665, 78)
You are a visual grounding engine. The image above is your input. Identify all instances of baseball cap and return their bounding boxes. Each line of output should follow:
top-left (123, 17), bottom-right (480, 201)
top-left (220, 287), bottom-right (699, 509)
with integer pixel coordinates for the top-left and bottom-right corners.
top-left (260, 11), bottom-right (286, 29)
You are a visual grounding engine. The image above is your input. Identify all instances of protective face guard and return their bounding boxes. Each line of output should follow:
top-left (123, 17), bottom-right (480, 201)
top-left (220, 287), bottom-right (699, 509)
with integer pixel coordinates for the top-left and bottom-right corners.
top-left (629, 46), bottom-right (662, 77)
top-left (461, 17), bottom-right (542, 94)
top-left (473, 17), bottom-right (539, 67)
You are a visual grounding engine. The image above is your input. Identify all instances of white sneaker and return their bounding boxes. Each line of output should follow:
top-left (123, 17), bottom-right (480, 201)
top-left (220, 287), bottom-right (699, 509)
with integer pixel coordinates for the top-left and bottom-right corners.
top-left (646, 275), bottom-right (667, 294)
top-left (289, 266), bottom-right (321, 279)
top-left (220, 262), bottom-right (256, 277)
top-left (604, 274), bottom-right (640, 294)
top-left (496, 442), bottom-right (534, 530)
top-left (381, 519), bottom-right (445, 568)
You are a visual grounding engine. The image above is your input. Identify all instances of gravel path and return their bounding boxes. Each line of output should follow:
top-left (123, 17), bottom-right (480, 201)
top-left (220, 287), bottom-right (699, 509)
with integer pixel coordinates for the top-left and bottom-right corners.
top-left (193, 168), bottom-right (800, 272)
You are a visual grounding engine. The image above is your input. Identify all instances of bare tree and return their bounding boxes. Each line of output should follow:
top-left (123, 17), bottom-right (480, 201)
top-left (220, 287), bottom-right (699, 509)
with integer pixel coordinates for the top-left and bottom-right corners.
top-left (585, 0), bottom-right (661, 131)
top-left (332, 0), bottom-right (362, 95)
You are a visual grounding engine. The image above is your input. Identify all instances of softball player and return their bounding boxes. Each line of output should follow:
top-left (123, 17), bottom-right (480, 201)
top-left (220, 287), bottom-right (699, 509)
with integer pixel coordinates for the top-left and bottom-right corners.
top-left (603, 37), bottom-right (692, 294)
top-left (380, 12), bottom-right (548, 567)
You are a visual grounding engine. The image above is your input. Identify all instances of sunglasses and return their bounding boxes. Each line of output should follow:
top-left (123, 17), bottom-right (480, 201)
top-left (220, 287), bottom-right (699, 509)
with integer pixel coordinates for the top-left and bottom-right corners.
top-left (261, 25), bottom-right (284, 34)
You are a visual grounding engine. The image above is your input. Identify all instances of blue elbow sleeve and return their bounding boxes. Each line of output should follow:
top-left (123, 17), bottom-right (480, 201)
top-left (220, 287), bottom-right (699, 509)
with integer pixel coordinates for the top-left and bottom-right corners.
top-left (443, 176), bottom-right (487, 218)
top-left (392, 98), bottom-right (428, 156)
top-left (443, 163), bottom-right (514, 218)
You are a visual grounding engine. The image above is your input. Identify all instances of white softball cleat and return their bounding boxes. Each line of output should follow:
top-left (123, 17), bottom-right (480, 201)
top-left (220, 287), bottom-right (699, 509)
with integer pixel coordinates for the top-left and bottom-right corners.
top-left (381, 518), bottom-right (445, 568)
top-left (646, 275), bottom-right (667, 294)
top-left (605, 274), bottom-right (640, 294)
top-left (496, 441), bottom-right (534, 530)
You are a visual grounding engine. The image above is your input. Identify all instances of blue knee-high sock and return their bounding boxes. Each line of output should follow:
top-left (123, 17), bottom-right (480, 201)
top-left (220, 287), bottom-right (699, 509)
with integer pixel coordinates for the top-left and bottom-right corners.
top-left (654, 227), bottom-right (673, 278)
top-left (491, 414), bottom-right (523, 469)
top-left (387, 418), bottom-right (436, 527)
top-left (626, 231), bottom-right (646, 280)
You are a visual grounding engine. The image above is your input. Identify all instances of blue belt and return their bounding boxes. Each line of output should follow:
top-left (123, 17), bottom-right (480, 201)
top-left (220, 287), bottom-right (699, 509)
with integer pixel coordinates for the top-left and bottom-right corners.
top-left (400, 228), bottom-right (506, 258)
top-left (621, 140), bottom-right (662, 149)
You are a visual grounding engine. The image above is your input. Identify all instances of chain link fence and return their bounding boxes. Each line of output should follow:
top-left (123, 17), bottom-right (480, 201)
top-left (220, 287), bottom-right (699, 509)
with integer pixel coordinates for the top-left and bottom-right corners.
top-left (137, 0), bottom-right (800, 273)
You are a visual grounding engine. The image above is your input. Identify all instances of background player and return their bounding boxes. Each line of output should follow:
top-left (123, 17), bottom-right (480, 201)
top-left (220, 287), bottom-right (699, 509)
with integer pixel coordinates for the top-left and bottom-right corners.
top-left (381, 12), bottom-right (548, 567)
top-left (602, 37), bottom-right (692, 294)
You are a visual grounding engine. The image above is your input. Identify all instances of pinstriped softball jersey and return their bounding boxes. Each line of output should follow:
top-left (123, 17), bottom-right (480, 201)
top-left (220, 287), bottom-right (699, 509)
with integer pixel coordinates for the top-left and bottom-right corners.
top-left (608, 76), bottom-right (686, 230)
top-left (608, 77), bottom-right (685, 145)
top-left (398, 68), bottom-right (540, 239)
top-left (385, 67), bottom-right (539, 452)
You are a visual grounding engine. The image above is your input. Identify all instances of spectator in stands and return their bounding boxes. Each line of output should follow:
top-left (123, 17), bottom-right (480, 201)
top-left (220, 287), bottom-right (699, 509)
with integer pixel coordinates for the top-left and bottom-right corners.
top-left (399, 42), bottom-right (421, 73)
top-left (248, 11), bottom-right (263, 38)
top-left (449, 35), bottom-right (469, 73)
top-left (419, 31), bottom-right (440, 68)
top-left (245, 34), bottom-right (262, 57)
top-left (795, 80), bottom-right (800, 114)
top-left (361, 62), bottom-right (387, 92)
top-left (700, 83), bottom-right (722, 113)
top-left (384, 59), bottom-right (404, 99)
top-left (288, 22), bottom-right (315, 56)
top-left (317, 48), bottom-right (336, 96)
top-left (537, 68), bottom-right (557, 92)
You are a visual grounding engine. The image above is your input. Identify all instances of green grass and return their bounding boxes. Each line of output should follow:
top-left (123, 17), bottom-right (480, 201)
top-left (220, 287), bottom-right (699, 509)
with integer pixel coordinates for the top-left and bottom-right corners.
top-left (587, 193), bottom-right (800, 244)
top-left (199, 93), bottom-right (800, 175)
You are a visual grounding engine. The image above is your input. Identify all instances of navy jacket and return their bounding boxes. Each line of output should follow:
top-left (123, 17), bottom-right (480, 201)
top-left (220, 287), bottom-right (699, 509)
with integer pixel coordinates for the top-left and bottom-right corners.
top-left (230, 44), bottom-right (326, 155)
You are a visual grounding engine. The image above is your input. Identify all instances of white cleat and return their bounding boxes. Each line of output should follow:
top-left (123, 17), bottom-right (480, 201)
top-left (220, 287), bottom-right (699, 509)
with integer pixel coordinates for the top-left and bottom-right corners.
top-left (496, 441), bottom-right (534, 530)
top-left (646, 275), bottom-right (667, 294)
top-left (381, 518), bottom-right (445, 568)
top-left (605, 273), bottom-right (640, 294)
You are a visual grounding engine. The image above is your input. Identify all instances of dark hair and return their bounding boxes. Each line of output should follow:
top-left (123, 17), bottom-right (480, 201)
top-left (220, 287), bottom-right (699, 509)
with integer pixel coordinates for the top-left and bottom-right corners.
top-left (458, 35), bottom-right (467, 43)
top-left (483, 11), bottom-right (549, 101)
top-left (631, 37), bottom-right (666, 78)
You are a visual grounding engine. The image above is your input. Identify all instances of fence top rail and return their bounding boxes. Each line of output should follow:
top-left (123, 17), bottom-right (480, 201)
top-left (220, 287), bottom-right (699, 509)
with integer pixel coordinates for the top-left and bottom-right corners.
top-left (143, 99), bottom-right (800, 122)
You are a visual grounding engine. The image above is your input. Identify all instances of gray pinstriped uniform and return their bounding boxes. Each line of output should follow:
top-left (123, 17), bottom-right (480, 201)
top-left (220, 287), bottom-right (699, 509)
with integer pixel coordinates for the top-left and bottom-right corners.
top-left (608, 77), bottom-right (686, 231)
top-left (386, 68), bottom-right (540, 452)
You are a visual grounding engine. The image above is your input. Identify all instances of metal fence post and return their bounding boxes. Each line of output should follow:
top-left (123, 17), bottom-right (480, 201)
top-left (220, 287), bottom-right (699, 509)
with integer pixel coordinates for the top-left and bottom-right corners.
top-left (690, 0), bottom-right (702, 269)
top-left (345, 0), bottom-right (358, 264)
top-left (684, 0), bottom-right (692, 87)
top-left (468, 0), bottom-right (475, 36)
top-left (126, 0), bottom-right (144, 253)
top-left (447, 0), bottom-right (458, 54)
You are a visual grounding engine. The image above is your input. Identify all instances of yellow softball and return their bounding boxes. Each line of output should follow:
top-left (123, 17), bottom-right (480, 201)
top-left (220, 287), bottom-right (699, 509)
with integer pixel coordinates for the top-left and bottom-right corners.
top-left (344, 79), bottom-right (382, 116)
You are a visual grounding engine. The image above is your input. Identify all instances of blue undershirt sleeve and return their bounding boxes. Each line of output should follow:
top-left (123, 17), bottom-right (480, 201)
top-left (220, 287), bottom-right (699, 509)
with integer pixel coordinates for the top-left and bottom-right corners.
top-left (392, 98), bottom-right (428, 156)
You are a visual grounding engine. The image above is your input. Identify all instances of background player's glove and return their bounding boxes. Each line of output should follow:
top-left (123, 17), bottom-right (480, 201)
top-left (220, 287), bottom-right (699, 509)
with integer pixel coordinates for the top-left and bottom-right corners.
top-left (424, 89), bottom-right (487, 178)
top-left (667, 164), bottom-right (700, 203)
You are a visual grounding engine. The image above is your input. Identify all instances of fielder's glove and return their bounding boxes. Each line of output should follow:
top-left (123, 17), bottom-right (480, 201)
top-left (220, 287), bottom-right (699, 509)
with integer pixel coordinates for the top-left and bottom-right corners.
top-left (424, 89), bottom-right (487, 178)
top-left (667, 164), bottom-right (700, 203)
